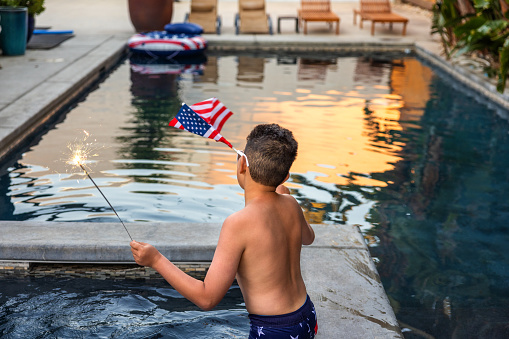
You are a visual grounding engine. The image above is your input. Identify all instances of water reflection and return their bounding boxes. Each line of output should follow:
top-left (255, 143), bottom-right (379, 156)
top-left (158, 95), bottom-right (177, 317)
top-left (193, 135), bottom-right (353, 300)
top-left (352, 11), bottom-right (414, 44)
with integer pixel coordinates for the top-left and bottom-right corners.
top-left (112, 55), bottom-right (242, 222)
top-left (237, 56), bottom-right (264, 84)
top-left (378, 78), bottom-right (509, 337)
top-left (345, 64), bottom-right (509, 337)
top-left (129, 54), bottom-right (207, 77)
top-left (297, 57), bottom-right (337, 82)
top-left (194, 56), bottom-right (218, 84)
top-left (122, 54), bottom-right (184, 165)
top-left (0, 167), bottom-right (15, 220)
top-left (354, 55), bottom-right (404, 85)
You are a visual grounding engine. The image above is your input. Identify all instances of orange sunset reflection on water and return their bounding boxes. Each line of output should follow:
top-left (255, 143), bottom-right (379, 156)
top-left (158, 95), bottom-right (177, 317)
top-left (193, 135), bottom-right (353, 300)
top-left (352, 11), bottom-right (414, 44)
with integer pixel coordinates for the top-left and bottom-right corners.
top-left (253, 94), bottom-right (404, 187)
top-left (185, 56), bottom-right (431, 190)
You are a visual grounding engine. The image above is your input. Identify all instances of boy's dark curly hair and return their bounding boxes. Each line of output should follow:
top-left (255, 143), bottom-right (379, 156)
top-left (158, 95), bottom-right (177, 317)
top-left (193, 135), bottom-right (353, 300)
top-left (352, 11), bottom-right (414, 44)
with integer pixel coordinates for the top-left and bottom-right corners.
top-left (244, 124), bottom-right (298, 187)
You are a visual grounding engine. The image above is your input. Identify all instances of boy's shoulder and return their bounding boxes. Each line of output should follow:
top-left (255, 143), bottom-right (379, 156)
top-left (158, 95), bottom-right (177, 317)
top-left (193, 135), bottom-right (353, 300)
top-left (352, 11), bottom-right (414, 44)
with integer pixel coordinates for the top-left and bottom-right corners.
top-left (226, 193), bottom-right (301, 226)
top-left (220, 208), bottom-right (256, 247)
top-left (223, 203), bottom-right (256, 227)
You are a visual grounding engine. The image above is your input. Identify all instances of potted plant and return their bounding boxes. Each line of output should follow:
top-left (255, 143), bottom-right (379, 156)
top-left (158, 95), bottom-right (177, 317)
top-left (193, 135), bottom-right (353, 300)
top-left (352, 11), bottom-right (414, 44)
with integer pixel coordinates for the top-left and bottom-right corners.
top-left (0, 0), bottom-right (45, 41)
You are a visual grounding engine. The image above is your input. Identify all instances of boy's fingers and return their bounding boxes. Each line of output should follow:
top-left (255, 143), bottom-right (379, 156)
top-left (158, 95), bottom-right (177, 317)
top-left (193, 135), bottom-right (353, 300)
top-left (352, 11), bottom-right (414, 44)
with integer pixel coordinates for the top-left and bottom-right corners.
top-left (131, 240), bottom-right (146, 248)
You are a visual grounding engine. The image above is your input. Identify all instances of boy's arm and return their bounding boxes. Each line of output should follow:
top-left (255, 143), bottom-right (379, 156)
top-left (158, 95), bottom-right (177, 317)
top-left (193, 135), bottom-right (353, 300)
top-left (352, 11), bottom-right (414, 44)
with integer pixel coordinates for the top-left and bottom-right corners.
top-left (276, 184), bottom-right (315, 245)
top-left (130, 216), bottom-right (244, 311)
top-left (300, 213), bottom-right (315, 245)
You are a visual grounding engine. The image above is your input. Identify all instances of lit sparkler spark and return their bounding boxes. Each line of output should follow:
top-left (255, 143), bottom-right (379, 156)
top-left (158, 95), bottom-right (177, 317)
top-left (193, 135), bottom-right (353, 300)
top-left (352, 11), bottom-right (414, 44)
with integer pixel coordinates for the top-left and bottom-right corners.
top-left (66, 131), bottom-right (98, 170)
top-left (66, 131), bottom-right (133, 241)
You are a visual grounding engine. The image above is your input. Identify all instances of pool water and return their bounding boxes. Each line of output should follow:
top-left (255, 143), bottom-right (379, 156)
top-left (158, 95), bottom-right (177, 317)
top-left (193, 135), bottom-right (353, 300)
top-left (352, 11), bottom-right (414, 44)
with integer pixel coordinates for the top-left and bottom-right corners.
top-left (1, 51), bottom-right (509, 338)
top-left (0, 277), bottom-right (247, 338)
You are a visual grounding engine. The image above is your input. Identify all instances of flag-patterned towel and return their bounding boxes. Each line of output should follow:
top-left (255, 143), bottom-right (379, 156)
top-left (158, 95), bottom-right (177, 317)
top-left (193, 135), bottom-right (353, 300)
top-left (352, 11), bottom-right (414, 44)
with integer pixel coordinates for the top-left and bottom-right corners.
top-left (190, 97), bottom-right (233, 133)
top-left (169, 103), bottom-right (233, 148)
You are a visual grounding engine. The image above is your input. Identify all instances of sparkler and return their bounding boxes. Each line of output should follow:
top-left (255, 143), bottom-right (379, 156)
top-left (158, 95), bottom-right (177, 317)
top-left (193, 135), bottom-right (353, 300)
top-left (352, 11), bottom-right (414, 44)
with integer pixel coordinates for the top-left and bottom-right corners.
top-left (67, 132), bottom-right (133, 241)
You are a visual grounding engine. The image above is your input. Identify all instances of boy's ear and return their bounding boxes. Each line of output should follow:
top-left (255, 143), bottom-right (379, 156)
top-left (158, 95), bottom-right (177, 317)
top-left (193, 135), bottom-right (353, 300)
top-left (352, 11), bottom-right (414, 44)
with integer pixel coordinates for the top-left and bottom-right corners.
top-left (239, 156), bottom-right (248, 173)
top-left (283, 173), bottom-right (290, 183)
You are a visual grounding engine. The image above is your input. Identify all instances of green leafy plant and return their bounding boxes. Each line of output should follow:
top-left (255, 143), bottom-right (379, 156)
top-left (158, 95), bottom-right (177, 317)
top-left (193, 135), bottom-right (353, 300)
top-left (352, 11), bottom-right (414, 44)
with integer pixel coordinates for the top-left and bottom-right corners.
top-left (432, 0), bottom-right (509, 93)
top-left (0, 0), bottom-right (45, 16)
top-left (432, 0), bottom-right (466, 56)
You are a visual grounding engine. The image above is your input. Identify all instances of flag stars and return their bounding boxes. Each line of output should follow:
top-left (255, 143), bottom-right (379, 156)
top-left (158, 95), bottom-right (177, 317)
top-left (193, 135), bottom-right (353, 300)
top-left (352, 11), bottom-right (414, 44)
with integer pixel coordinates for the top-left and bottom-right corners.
top-left (169, 102), bottom-right (232, 148)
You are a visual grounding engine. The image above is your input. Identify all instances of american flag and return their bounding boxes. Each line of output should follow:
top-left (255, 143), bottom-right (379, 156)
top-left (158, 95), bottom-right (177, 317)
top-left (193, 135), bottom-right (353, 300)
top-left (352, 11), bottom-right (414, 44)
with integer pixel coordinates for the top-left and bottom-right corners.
top-left (190, 97), bottom-right (233, 133)
top-left (169, 103), bottom-right (233, 148)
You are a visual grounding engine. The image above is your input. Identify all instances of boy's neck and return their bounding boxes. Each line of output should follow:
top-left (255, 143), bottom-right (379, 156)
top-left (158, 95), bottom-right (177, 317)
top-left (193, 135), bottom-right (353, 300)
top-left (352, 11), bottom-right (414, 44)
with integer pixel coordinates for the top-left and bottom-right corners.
top-left (243, 180), bottom-right (277, 205)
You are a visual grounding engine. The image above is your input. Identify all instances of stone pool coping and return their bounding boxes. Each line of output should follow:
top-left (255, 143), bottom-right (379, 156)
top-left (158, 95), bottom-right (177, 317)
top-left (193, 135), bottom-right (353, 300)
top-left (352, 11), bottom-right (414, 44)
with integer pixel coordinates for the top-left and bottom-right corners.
top-left (0, 221), bottom-right (402, 338)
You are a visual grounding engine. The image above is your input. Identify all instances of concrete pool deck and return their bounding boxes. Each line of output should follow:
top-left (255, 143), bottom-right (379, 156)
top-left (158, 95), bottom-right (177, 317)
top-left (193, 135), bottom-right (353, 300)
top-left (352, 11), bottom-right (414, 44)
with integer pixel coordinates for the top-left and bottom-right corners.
top-left (1, 0), bottom-right (508, 338)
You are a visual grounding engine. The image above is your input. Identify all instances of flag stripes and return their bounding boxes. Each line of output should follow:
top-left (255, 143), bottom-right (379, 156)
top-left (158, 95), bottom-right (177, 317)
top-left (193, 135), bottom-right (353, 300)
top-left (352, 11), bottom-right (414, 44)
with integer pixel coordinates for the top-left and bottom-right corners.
top-left (190, 98), bottom-right (233, 133)
top-left (168, 102), bottom-right (233, 148)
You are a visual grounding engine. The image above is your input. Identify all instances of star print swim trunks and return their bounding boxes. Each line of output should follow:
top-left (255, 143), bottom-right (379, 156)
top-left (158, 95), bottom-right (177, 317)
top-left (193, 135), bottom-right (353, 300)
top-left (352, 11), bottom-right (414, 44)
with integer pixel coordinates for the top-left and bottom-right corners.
top-left (248, 295), bottom-right (318, 339)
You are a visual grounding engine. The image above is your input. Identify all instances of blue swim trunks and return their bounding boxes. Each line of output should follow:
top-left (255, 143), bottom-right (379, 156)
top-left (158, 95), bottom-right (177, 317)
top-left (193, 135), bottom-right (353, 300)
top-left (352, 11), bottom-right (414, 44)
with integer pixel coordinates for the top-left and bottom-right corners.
top-left (248, 295), bottom-right (318, 339)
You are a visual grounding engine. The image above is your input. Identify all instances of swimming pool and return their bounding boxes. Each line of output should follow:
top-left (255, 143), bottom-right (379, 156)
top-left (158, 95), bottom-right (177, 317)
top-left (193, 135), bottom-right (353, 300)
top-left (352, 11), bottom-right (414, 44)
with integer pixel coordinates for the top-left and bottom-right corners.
top-left (1, 51), bottom-right (508, 338)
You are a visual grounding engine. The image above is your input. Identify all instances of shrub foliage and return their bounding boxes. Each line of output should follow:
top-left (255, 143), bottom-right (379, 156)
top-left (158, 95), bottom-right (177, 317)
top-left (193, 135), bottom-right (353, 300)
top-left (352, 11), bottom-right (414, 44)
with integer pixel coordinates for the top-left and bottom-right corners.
top-left (432, 0), bottom-right (509, 92)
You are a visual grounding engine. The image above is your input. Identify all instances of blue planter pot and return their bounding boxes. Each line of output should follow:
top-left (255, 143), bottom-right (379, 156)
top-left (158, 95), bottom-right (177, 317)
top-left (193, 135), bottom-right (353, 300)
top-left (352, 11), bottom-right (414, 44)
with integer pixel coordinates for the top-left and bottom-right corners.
top-left (0, 6), bottom-right (28, 56)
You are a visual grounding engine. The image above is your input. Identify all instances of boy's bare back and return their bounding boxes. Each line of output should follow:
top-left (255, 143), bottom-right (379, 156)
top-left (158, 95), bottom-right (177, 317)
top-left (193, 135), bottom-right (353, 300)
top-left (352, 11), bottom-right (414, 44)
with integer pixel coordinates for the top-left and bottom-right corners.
top-left (225, 188), bottom-right (313, 316)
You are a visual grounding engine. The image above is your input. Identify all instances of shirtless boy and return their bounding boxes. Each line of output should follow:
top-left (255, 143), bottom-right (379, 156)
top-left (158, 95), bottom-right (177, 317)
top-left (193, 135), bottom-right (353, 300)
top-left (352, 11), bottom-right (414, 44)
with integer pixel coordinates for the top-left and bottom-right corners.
top-left (130, 123), bottom-right (317, 338)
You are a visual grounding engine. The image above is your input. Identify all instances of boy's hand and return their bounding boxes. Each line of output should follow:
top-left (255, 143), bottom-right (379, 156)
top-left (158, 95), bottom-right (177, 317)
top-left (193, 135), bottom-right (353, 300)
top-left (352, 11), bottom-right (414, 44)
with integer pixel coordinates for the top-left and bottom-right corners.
top-left (130, 240), bottom-right (162, 268)
top-left (276, 184), bottom-right (290, 195)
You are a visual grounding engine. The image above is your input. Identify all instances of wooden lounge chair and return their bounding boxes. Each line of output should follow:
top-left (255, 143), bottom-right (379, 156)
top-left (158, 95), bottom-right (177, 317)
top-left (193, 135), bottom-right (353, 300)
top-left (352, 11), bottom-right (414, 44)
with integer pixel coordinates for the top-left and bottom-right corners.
top-left (298, 0), bottom-right (340, 35)
top-left (353, 0), bottom-right (408, 36)
top-left (185, 0), bottom-right (221, 34)
top-left (235, 0), bottom-right (273, 34)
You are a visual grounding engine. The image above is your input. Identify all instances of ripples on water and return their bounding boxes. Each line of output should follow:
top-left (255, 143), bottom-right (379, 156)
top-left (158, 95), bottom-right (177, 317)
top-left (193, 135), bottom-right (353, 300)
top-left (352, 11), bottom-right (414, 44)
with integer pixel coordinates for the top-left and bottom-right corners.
top-left (1, 52), bottom-right (509, 338)
top-left (0, 277), bottom-right (247, 338)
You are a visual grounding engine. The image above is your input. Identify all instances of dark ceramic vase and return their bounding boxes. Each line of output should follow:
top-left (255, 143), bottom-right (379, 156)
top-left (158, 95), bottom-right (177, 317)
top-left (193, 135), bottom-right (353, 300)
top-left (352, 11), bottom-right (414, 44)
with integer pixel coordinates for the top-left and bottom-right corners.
top-left (128, 0), bottom-right (173, 32)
